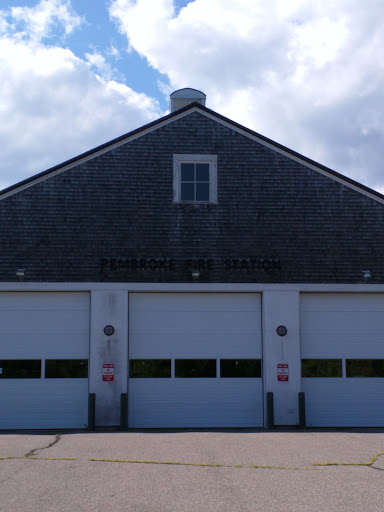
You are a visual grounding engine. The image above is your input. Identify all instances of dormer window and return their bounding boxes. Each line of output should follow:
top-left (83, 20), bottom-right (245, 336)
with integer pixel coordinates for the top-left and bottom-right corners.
top-left (174, 154), bottom-right (217, 203)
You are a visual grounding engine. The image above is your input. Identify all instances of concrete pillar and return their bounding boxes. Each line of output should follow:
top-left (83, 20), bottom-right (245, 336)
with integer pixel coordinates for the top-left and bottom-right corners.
top-left (262, 291), bottom-right (301, 426)
top-left (89, 290), bottom-right (128, 426)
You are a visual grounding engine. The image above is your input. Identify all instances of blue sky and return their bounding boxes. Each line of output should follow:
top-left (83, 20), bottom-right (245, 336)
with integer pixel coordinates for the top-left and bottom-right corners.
top-left (1, 0), bottom-right (173, 107)
top-left (1, 0), bottom-right (384, 193)
top-left (46, 0), bottom-right (170, 105)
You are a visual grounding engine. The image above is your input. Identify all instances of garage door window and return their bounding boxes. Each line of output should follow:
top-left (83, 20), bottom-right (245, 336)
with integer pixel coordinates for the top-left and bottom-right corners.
top-left (0, 360), bottom-right (41, 379)
top-left (45, 359), bottom-right (88, 378)
top-left (130, 359), bottom-right (171, 378)
top-left (301, 359), bottom-right (342, 378)
top-left (346, 359), bottom-right (384, 378)
top-left (175, 359), bottom-right (216, 378)
top-left (220, 359), bottom-right (261, 378)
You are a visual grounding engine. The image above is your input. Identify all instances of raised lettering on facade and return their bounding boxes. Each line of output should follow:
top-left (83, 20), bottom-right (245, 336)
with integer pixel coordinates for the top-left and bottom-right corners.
top-left (101, 257), bottom-right (281, 273)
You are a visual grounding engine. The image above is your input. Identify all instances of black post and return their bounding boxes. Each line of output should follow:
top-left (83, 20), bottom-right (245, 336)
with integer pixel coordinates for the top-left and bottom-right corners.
top-left (298, 392), bottom-right (306, 428)
top-left (88, 393), bottom-right (96, 431)
top-left (267, 392), bottom-right (274, 429)
top-left (120, 393), bottom-right (128, 430)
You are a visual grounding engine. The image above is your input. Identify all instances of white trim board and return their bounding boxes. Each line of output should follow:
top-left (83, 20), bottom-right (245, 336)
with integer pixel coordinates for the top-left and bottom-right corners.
top-left (1, 282), bottom-right (384, 293)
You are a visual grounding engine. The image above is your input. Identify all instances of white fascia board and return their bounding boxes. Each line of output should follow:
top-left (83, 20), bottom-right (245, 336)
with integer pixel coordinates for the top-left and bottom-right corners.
top-left (198, 110), bottom-right (384, 206)
top-left (0, 109), bottom-right (197, 201)
top-left (1, 282), bottom-right (384, 293)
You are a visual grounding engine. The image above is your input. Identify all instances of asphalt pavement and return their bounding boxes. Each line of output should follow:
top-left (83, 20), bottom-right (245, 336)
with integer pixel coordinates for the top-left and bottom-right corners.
top-left (0, 428), bottom-right (383, 512)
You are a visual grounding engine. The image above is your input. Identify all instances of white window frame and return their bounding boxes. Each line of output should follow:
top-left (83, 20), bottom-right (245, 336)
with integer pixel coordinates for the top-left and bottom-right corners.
top-left (173, 154), bottom-right (217, 204)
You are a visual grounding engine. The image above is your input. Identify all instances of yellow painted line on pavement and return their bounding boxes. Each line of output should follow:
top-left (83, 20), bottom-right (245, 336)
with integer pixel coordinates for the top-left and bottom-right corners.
top-left (2, 451), bottom-right (383, 469)
top-left (312, 451), bottom-right (384, 467)
top-left (90, 458), bottom-right (225, 467)
top-left (26, 456), bottom-right (77, 461)
top-left (88, 458), bottom-right (301, 470)
top-left (0, 456), bottom-right (77, 461)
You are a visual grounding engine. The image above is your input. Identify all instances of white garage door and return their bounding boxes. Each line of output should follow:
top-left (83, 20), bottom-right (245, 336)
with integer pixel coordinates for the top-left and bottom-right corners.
top-left (0, 292), bottom-right (90, 429)
top-left (301, 293), bottom-right (384, 427)
top-left (128, 293), bottom-right (262, 428)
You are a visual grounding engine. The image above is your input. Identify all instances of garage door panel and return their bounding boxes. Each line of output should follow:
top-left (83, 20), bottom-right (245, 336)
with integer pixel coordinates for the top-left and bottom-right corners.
top-left (303, 379), bottom-right (384, 427)
top-left (0, 380), bottom-right (89, 429)
top-left (0, 292), bottom-right (90, 430)
top-left (131, 293), bottom-right (259, 311)
top-left (301, 293), bottom-right (384, 310)
top-left (0, 292), bottom-right (89, 310)
top-left (301, 334), bottom-right (384, 358)
top-left (130, 333), bottom-right (262, 359)
top-left (130, 293), bottom-right (261, 359)
top-left (131, 311), bottom-right (258, 333)
top-left (302, 311), bottom-right (384, 338)
top-left (301, 293), bottom-right (384, 427)
top-left (129, 379), bottom-right (263, 428)
top-left (0, 310), bottom-right (89, 332)
top-left (301, 294), bottom-right (384, 352)
top-left (129, 293), bottom-right (262, 428)
top-left (0, 293), bottom-right (90, 359)
top-left (302, 344), bottom-right (384, 359)
top-left (1, 334), bottom-right (89, 359)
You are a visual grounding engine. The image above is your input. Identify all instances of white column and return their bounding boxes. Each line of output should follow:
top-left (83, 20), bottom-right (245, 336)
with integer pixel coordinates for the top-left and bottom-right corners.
top-left (262, 291), bottom-right (301, 426)
top-left (89, 290), bottom-right (128, 426)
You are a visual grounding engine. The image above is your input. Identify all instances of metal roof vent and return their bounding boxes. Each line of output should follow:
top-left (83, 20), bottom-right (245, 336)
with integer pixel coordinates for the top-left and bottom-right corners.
top-left (170, 88), bottom-right (206, 112)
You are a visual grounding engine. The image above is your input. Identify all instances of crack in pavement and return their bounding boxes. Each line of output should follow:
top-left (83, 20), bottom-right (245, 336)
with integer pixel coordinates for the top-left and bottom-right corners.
top-left (24, 433), bottom-right (62, 458)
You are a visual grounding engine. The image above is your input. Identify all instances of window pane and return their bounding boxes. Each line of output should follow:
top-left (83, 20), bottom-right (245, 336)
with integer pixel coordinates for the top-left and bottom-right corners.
top-left (301, 359), bottom-right (342, 378)
top-left (196, 163), bottom-right (210, 181)
top-left (220, 359), bottom-right (261, 378)
top-left (175, 359), bottom-right (216, 378)
top-left (346, 359), bottom-right (384, 378)
top-left (196, 183), bottom-right (210, 201)
top-left (180, 163), bottom-right (195, 181)
top-left (0, 360), bottom-right (41, 379)
top-left (45, 359), bottom-right (88, 378)
top-left (181, 182), bottom-right (195, 201)
top-left (130, 359), bottom-right (171, 378)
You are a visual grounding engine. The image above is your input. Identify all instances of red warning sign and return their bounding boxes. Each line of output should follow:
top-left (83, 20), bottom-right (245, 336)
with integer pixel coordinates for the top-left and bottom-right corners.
top-left (277, 363), bottom-right (289, 382)
top-left (103, 363), bottom-right (114, 382)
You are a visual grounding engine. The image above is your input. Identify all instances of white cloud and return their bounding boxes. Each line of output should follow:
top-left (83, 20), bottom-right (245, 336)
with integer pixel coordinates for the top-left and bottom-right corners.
top-left (110, 0), bottom-right (384, 192)
top-left (0, 0), bottom-right (161, 190)
top-left (9, 0), bottom-right (82, 41)
top-left (107, 45), bottom-right (121, 59)
top-left (2, 0), bottom-right (384, 194)
top-left (86, 51), bottom-right (115, 80)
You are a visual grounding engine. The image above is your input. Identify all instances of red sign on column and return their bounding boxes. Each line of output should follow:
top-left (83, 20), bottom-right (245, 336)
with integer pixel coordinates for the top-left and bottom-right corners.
top-left (277, 363), bottom-right (289, 382)
top-left (102, 363), bottom-right (114, 382)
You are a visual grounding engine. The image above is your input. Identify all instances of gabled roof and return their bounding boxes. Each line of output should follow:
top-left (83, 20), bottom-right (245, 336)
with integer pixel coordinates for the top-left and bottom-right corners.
top-left (1, 102), bottom-right (383, 204)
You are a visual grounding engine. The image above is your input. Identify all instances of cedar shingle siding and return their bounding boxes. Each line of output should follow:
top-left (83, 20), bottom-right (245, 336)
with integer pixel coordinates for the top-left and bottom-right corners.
top-left (1, 108), bottom-right (384, 283)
